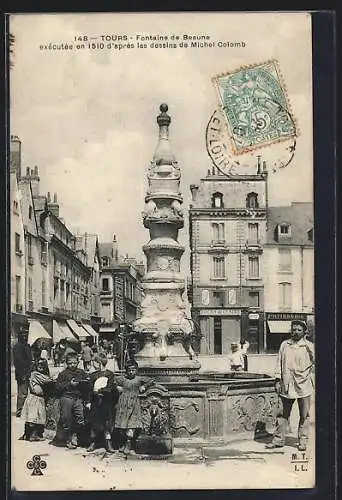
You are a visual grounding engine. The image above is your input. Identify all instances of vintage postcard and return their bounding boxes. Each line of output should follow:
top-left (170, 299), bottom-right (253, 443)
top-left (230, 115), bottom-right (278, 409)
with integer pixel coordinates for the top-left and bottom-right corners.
top-left (9, 11), bottom-right (316, 491)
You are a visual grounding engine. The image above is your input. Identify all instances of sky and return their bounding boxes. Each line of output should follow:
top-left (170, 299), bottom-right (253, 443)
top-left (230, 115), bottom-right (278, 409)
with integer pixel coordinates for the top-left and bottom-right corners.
top-left (10, 12), bottom-right (313, 266)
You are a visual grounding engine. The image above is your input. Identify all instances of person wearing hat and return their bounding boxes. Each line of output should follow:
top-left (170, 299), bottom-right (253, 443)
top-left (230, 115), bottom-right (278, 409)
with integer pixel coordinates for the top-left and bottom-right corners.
top-left (228, 342), bottom-right (244, 372)
top-left (12, 322), bottom-right (33, 417)
top-left (86, 352), bottom-right (117, 453)
top-left (266, 319), bottom-right (315, 451)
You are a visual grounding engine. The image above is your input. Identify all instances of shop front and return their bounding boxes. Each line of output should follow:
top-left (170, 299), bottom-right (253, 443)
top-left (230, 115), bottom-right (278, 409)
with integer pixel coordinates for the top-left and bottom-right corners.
top-left (198, 308), bottom-right (242, 355)
top-left (265, 312), bottom-right (308, 352)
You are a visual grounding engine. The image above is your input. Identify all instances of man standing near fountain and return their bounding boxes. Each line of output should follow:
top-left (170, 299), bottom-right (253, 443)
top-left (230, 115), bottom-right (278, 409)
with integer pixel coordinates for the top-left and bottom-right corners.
top-left (266, 320), bottom-right (315, 451)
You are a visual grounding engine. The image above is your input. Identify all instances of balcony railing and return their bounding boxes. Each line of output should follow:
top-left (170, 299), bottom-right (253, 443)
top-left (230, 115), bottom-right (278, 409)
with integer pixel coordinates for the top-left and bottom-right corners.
top-left (15, 303), bottom-right (23, 313)
top-left (210, 239), bottom-right (226, 247)
top-left (246, 239), bottom-right (261, 247)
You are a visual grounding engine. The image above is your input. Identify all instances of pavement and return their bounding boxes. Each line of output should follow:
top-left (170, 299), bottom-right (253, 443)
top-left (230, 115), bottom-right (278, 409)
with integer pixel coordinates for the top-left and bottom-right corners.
top-left (10, 359), bottom-right (315, 491)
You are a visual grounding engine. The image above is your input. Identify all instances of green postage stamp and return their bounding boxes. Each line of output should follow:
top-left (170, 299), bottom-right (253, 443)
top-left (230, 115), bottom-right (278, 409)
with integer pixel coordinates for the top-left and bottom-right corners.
top-left (213, 60), bottom-right (296, 155)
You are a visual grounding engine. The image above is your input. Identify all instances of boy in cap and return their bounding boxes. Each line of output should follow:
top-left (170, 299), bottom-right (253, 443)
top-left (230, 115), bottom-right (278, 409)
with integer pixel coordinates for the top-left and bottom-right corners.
top-left (86, 352), bottom-right (117, 453)
top-left (54, 352), bottom-right (89, 449)
top-left (266, 319), bottom-right (315, 451)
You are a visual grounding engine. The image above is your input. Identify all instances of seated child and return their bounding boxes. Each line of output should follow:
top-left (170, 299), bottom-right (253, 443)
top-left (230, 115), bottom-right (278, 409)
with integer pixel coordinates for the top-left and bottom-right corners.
top-left (115, 360), bottom-right (154, 455)
top-left (54, 352), bottom-right (89, 449)
top-left (20, 359), bottom-right (53, 441)
top-left (228, 342), bottom-right (244, 372)
top-left (86, 353), bottom-right (117, 453)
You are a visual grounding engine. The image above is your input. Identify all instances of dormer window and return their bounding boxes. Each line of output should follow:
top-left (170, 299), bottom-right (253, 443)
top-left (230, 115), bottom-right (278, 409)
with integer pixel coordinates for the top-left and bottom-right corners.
top-left (102, 256), bottom-right (109, 267)
top-left (278, 223), bottom-right (291, 238)
top-left (212, 192), bottom-right (224, 208)
top-left (246, 192), bottom-right (259, 209)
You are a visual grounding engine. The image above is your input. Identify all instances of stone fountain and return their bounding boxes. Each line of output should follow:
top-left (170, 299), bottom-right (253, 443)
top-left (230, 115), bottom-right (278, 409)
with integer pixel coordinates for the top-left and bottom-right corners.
top-left (134, 103), bottom-right (200, 381)
top-left (133, 105), bottom-right (277, 452)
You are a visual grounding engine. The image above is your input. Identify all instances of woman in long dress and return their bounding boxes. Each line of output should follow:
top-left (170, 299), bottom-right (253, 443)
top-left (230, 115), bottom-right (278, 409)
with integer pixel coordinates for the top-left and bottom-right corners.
top-left (115, 361), bottom-right (153, 454)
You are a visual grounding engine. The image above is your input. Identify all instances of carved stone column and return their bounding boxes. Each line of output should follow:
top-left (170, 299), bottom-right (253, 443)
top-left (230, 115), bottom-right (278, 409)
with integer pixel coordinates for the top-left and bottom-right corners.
top-left (134, 104), bottom-right (200, 379)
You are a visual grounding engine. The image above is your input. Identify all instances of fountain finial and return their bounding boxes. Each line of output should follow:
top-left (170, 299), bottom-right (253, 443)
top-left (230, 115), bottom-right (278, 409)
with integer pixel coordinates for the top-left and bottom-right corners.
top-left (157, 103), bottom-right (171, 127)
top-left (153, 103), bottom-right (175, 165)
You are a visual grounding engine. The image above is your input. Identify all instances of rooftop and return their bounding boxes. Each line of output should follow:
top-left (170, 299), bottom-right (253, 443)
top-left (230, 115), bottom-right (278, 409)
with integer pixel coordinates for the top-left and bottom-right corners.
top-left (266, 202), bottom-right (314, 246)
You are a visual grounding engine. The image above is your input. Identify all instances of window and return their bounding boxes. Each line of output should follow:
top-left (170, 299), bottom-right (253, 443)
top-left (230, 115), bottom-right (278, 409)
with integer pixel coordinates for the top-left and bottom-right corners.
top-left (15, 275), bottom-right (21, 304)
top-left (28, 277), bottom-right (33, 301)
top-left (27, 234), bottom-right (32, 258)
top-left (213, 317), bottom-right (222, 354)
top-left (212, 192), bottom-right (224, 208)
top-left (102, 256), bottom-right (109, 267)
top-left (246, 192), bottom-right (259, 209)
top-left (42, 280), bottom-right (46, 307)
top-left (29, 205), bottom-right (33, 220)
top-left (248, 256), bottom-right (260, 278)
top-left (213, 290), bottom-right (225, 307)
top-left (212, 256), bottom-right (225, 279)
top-left (228, 288), bottom-right (237, 305)
top-left (212, 222), bottom-right (225, 242)
top-left (248, 223), bottom-right (259, 244)
top-left (102, 278), bottom-right (109, 291)
top-left (279, 248), bottom-right (292, 271)
top-left (279, 282), bottom-right (292, 310)
top-left (249, 291), bottom-right (260, 307)
top-left (15, 232), bottom-right (21, 253)
top-left (278, 223), bottom-right (291, 238)
top-left (102, 302), bottom-right (111, 322)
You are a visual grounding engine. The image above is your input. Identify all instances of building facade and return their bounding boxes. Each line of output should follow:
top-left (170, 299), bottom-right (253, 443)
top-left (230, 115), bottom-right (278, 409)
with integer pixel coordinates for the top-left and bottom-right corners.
top-left (189, 160), bottom-right (268, 354)
top-left (263, 203), bottom-right (314, 352)
top-left (99, 236), bottom-right (144, 338)
top-left (10, 136), bottom-right (101, 344)
top-left (10, 137), bottom-right (26, 341)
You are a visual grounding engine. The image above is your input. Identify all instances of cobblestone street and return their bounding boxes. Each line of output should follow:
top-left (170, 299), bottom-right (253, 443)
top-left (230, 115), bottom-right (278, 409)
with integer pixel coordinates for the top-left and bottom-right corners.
top-left (11, 361), bottom-right (315, 491)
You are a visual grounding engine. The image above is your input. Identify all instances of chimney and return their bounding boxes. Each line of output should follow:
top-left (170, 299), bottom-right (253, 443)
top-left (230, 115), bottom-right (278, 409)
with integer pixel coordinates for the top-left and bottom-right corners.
top-left (10, 136), bottom-right (22, 181)
top-left (190, 184), bottom-right (199, 202)
top-left (48, 191), bottom-right (59, 217)
top-left (262, 160), bottom-right (268, 174)
top-left (257, 156), bottom-right (262, 175)
top-left (47, 191), bottom-right (51, 203)
top-left (112, 234), bottom-right (118, 262)
top-left (30, 165), bottom-right (40, 197)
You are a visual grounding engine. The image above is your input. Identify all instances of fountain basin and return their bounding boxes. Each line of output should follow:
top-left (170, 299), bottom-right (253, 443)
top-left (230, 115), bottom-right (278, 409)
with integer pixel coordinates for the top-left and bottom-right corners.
top-left (153, 372), bottom-right (278, 445)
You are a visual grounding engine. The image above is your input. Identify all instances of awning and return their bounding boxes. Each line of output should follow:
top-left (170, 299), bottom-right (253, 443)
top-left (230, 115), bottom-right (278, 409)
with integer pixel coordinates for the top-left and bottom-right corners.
top-left (81, 323), bottom-right (98, 338)
top-left (53, 320), bottom-right (69, 342)
top-left (28, 320), bottom-right (51, 346)
top-left (67, 319), bottom-right (91, 339)
top-left (267, 320), bottom-right (292, 334)
top-left (59, 321), bottom-right (78, 341)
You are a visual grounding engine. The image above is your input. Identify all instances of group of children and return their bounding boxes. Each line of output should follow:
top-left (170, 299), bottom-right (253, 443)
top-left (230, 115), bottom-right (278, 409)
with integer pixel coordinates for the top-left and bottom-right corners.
top-left (20, 351), bottom-right (153, 455)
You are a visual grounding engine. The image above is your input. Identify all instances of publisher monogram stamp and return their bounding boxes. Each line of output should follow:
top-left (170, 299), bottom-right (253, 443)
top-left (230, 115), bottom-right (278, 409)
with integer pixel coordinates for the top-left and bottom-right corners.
top-left (212, 60), bottom-right (296, 155)
top-left (26, 455), bottom-right (47, 476)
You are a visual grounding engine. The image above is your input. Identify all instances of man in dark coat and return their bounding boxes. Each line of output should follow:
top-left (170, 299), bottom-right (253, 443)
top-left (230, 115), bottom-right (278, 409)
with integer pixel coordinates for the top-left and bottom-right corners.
top-left (12, 322), bottom-right (33, 417)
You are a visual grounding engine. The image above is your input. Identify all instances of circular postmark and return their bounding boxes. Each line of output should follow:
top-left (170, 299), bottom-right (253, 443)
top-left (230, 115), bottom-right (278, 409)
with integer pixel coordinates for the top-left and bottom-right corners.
top-left (206, 106), bottom-right (297, 176)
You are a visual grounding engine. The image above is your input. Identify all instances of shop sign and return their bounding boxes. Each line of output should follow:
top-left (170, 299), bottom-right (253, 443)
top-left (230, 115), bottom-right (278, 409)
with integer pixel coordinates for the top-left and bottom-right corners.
top-left (249, 313), bottom-right (260, 320)
top-left (266, 312), bottom-right (307, 321)
top-left (199, 308), bottom-right (241, 316)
